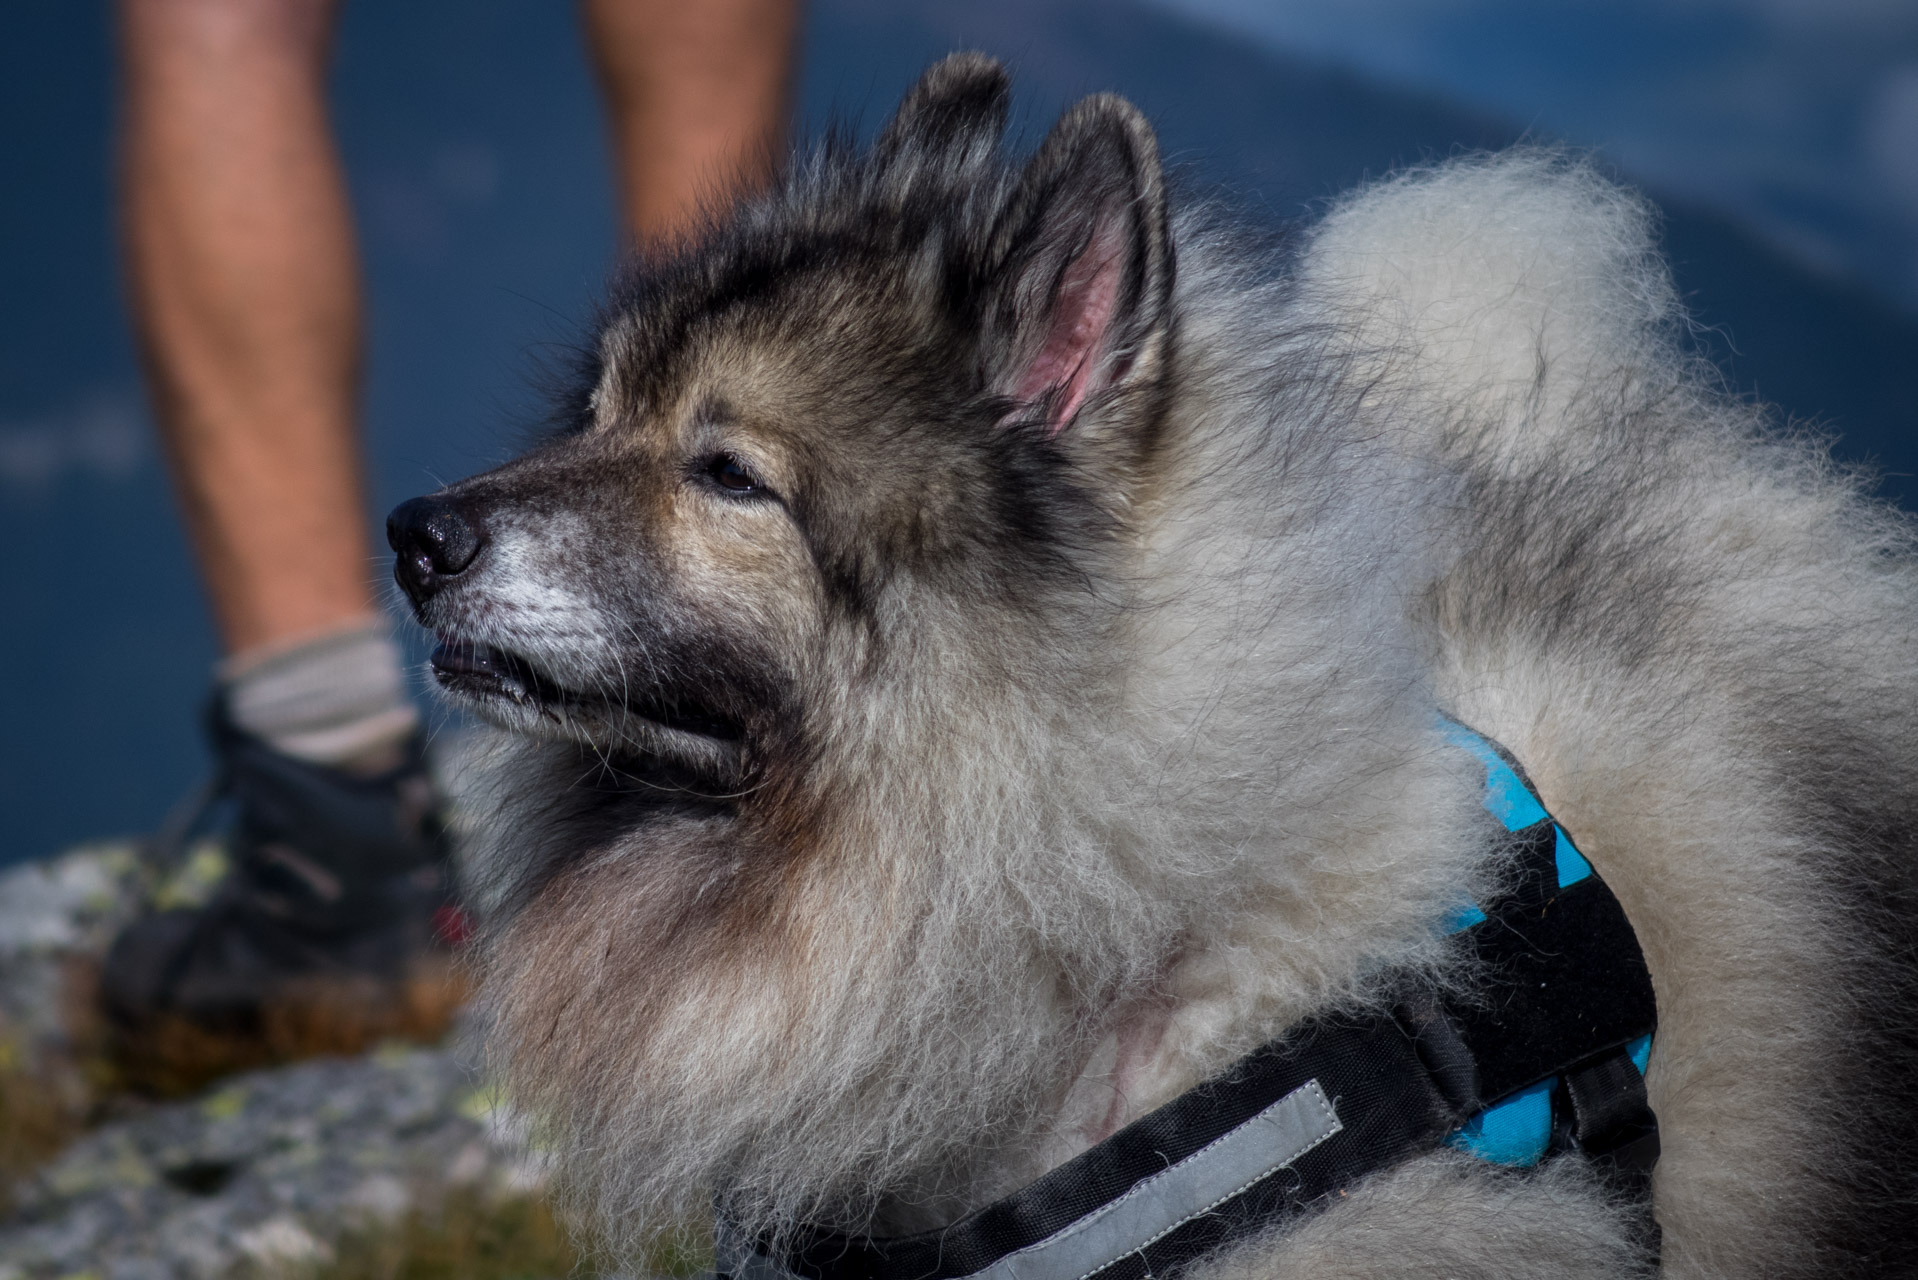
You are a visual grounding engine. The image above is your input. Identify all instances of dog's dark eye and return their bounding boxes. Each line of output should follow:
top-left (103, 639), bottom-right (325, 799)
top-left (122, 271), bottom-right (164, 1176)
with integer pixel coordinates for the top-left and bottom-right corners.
top-left (707, 453), bottom-right (760, 494)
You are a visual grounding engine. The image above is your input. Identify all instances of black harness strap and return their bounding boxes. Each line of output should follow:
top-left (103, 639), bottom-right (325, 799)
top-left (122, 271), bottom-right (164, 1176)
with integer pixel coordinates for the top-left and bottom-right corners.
top-left (773, 1018), bottom-right (1451, 1280)
top-left (1441, 812), bottom-right (1656, 1105)
top-left (722, 726), bottom-right (1659, 1280)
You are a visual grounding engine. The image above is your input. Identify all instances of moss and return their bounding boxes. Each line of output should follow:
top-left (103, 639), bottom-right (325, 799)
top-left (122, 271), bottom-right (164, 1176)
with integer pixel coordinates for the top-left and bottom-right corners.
top-left (293, 1192), bottom-right (716, 1280)
top-left (299, 1190), bottom-right (587, 1280)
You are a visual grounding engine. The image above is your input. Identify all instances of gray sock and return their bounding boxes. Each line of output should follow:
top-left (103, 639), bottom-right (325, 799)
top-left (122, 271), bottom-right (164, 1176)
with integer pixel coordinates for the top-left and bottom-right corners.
top-left (219, 620), bottom-right (420, 771)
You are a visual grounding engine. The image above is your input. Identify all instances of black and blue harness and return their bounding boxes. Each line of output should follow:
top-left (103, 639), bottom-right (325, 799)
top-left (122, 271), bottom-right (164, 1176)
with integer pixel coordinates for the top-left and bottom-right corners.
top-left (717, 721), bottom-right (1659, 1280)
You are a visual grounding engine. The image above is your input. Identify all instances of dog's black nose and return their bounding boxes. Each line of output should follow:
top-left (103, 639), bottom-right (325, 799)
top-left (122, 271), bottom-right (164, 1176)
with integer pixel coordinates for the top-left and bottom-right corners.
top-left (388, 495), bottom-right (486, 602)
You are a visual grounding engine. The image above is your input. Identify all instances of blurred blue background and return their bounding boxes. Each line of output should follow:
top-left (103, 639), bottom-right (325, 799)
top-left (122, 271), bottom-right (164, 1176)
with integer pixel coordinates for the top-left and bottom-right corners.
top-left (4, 0), bottom-right (1916, 866)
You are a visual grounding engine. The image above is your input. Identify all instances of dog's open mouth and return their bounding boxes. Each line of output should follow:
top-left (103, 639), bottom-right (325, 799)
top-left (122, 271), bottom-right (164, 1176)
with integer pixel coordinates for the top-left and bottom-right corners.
top-left (431, 635), bottom-right (743, 742)
top-left (431, 636), bottom-right (556, 707)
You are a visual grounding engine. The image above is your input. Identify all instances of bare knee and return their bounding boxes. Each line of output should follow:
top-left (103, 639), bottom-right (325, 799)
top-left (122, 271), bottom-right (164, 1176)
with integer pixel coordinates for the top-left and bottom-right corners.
top-left (120, 0), bottom-right (340, 73)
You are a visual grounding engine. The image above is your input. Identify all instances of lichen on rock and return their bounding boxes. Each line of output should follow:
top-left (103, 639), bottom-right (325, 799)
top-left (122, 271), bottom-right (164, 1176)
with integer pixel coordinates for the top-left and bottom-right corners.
top-left (0, 1043), bottom-right (558, 1279)
top-left (0, 840), bottom-right (603, 1279)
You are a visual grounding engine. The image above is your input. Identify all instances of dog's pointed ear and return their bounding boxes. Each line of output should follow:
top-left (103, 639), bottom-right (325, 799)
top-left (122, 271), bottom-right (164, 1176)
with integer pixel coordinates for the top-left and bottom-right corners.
top-left (983, 93), bottom-right (1173, 443)
top-left (877, 53), bottom-right (1011, 171)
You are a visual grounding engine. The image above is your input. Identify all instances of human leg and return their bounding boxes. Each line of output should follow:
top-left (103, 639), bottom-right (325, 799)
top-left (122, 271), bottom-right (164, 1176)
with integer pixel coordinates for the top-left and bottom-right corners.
top-left (109, 0), bottom-right (453, 1090)
top-left (121, 0), bottom-right (379, 660)
top-left (580, 0), bottom-right (803, 246)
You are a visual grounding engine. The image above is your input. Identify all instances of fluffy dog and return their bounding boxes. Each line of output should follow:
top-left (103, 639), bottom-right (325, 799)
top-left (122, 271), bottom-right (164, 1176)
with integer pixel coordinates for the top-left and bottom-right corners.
top-left (390, 55), bottom-right (1918, 1278)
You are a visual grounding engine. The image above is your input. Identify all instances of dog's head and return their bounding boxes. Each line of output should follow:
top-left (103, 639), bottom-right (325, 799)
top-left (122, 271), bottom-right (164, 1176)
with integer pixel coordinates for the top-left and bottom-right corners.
top-left (392, 54), bottom-right (1171, 799)
top-left (391, 55), bottom-right (1191, 1245)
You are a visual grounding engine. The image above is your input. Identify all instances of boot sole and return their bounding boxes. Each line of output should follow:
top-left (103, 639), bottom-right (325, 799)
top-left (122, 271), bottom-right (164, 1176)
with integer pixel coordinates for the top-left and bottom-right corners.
top-left (108, 953), bottom-right (472, 1097)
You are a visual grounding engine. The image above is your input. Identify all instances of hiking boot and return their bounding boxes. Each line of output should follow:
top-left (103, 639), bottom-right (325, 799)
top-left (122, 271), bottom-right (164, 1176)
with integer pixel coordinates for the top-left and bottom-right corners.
top-left (100, 694), bottom-right (470, 1094)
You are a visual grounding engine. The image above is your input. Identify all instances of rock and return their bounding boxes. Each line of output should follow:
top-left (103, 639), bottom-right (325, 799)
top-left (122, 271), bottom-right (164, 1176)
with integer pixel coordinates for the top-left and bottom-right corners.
top-left (0, 842), bottom-right (149, 1035)
top-left (0, 751), bottom-right (629, 1278)
top-left (0, 843), bottom-right (153, 1193)
top-left (0, 1040), bottom-right (552, 1279)
top-left (0, 840), bottom-right (243, 1186)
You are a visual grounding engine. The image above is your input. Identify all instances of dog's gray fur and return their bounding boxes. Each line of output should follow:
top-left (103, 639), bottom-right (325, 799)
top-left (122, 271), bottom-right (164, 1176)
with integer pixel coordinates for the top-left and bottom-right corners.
top-left (404, 55), bottom-right (1918, 1277)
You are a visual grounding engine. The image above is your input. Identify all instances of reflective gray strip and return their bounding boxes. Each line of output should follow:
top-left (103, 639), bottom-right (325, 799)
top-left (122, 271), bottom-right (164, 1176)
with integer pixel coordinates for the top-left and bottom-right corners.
top-left (716, 1079), bottom-right (1343, 1280)
top-left (975, 1079), bottom-right (1341, 1280)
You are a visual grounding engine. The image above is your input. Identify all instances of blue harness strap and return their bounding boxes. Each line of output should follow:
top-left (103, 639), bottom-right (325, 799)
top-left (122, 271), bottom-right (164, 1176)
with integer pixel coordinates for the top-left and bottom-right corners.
top-left (1437, 719), bottom-right (1655, 1168)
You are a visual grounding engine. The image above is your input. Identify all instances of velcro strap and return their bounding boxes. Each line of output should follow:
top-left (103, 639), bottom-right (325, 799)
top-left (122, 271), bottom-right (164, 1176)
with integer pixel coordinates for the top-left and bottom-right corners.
top-left (1564, 1051), bottom-right (1659, 1165)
